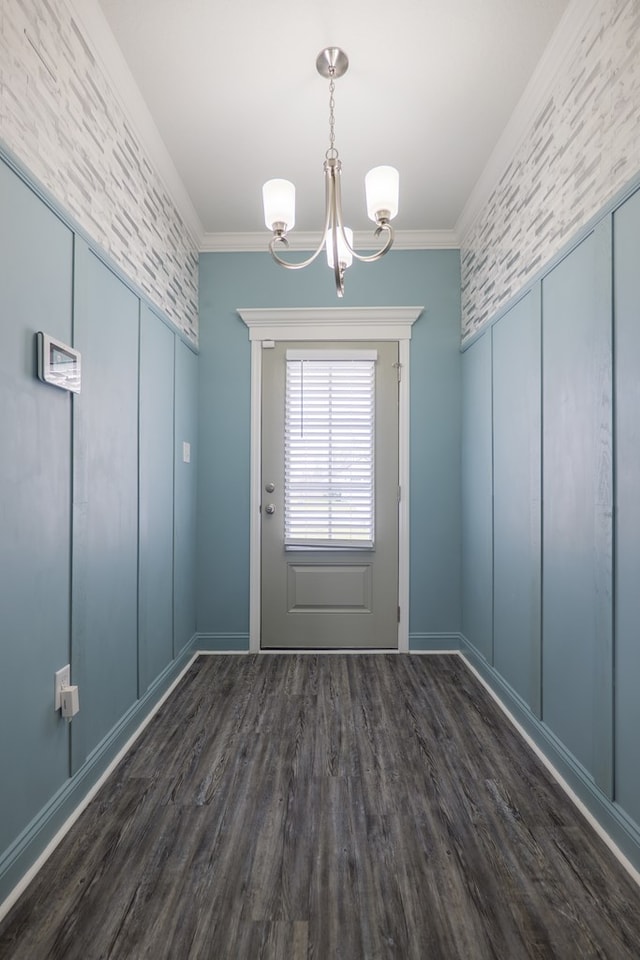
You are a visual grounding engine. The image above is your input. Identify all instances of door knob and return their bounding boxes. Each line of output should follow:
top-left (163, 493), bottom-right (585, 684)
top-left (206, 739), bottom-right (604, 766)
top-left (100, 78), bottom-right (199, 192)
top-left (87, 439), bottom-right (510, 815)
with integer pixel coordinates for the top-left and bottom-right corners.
top-left (265, 503), bottom-right (276, 515)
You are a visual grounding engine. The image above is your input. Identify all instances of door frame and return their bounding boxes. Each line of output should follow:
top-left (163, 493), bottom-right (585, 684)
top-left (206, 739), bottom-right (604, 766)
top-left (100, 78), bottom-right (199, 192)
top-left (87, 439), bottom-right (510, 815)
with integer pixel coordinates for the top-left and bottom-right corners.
top-left (238, 306), bottom-right (423, 653)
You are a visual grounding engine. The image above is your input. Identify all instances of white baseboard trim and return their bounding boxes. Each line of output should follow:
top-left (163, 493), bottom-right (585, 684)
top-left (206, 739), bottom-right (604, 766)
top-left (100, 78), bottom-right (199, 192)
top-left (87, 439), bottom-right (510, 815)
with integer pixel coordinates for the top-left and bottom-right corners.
top-left (195, 633), bottom-right (250, 652)
top-left (409, 632), bottom-right (463, 652)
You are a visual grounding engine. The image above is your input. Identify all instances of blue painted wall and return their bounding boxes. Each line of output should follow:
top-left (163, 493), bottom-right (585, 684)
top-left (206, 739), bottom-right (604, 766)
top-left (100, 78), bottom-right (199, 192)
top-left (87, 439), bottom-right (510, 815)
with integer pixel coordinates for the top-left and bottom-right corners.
top-left (139, 304), bottom-right (176, 692)
top-left (461, 332), bottom-right (493, 662)
top-left (541, 226), bottom-right (613, 792)
top-left (461, 183), bottom-right (640, 868)
top-left (72, 241), bottom-right (141, 769)
top-left (0, 154), bottom-right (199, 903)
top-left (197, 250), bottom-right (462, 645)
top-left (492, 292), bottom-right (541, 715)
top-left (174, 339), bottom-right (199, 655)
top-left (0, 160), bottom-right (73, 858)
top-left (613, 188), bottom-right (640, 829)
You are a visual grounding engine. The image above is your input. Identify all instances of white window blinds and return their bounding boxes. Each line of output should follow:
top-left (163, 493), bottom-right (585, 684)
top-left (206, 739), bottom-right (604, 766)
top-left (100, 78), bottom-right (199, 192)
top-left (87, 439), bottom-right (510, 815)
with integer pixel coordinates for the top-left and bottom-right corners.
top-left (284, 350), bottom-right (376, 548)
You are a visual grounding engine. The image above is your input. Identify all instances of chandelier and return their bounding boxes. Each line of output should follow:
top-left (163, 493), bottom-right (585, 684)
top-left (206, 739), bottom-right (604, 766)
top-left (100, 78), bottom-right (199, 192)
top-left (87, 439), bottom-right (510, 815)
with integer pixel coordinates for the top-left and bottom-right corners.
top-left (262, 47), bottom-right (399, 297)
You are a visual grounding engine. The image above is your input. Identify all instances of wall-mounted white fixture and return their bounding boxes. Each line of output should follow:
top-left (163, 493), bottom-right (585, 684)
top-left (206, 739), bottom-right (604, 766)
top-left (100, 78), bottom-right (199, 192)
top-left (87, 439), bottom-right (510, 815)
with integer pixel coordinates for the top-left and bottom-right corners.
top-left (54, 664), bottom-right (80, 720)
top-left (61, 685), bottom-right (80, 720)
top-left (262, 47), bottom-right (399, 298)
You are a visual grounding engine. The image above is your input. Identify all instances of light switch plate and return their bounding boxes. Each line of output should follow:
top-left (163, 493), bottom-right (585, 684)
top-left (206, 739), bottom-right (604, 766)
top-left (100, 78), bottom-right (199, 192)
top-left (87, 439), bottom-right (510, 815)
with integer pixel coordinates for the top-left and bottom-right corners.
top-left (54, 665), bottom-right (70, 711)
top-left (182, 441), bottom-right (191, 463)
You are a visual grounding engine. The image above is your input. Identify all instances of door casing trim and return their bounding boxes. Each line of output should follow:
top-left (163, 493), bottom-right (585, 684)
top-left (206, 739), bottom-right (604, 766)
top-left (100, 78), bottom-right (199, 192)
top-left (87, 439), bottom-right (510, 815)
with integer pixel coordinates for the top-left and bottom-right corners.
top-left (238, 306), bottom-right (423, 653)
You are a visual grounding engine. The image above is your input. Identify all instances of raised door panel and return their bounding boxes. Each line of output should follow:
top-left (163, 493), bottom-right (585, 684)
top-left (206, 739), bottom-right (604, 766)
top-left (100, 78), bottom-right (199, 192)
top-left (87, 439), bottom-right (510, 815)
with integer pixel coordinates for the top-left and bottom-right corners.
top-left (139, 306), bottom-right (175, 691)
top-left (613, 187), bottom-right (640, 825)
top-left (542, 230), bottom-right (613, 789)
top-left (461, 332), bottom-right (493, 662)
top-left (492, 292), bottom-right (541, 713)
top-left (72, 242), bottom-right (139, 769)
top-left (0, 160), bottom-right (72, 853)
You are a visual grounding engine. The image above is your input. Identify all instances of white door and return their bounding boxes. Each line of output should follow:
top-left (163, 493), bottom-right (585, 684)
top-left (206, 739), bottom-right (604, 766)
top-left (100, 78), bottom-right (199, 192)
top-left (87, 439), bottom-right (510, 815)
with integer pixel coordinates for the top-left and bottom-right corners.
top-left (261, 340), bottom-right (399, 649)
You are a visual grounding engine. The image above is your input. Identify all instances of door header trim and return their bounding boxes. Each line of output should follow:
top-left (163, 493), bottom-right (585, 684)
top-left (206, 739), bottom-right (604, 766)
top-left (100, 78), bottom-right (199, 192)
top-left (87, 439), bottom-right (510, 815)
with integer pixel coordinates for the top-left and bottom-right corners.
top-left (238, 306), bottom-right (423, 341)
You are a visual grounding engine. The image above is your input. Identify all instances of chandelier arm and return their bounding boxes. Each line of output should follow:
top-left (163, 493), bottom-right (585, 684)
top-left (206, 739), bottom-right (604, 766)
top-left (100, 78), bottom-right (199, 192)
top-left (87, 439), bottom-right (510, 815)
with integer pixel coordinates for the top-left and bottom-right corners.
top-left (267, 235), bottom-right (326, 270)
top-left (267, 166), bottom-right (334, 270)
top-left (332, 171), bottom-right (395, 265)
top-left (347, 222), bottom-right (396, 263)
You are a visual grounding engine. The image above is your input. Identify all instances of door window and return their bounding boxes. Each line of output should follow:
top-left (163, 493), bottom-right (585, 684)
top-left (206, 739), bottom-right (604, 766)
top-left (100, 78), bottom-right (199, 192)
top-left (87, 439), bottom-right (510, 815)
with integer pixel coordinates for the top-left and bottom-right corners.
top-left (284, 349), bottom-right (376, 549)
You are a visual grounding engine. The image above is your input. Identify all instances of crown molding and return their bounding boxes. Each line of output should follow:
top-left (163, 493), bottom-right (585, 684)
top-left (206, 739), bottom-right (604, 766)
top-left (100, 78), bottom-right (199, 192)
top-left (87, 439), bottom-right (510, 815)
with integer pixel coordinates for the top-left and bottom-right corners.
top-left (200, 229), bottom-right (459, 253)
top-left (64, 0), bottom-right (204, 247)
top-left (455, 0), bottom-right (602, 243)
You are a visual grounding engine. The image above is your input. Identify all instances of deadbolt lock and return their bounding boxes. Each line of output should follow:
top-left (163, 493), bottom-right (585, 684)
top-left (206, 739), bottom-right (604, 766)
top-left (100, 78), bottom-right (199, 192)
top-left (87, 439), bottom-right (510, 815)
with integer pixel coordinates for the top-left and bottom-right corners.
top-left (265, 503), bottom-right (276, 515)
top-left (265, 481), bottom-right (275, 493)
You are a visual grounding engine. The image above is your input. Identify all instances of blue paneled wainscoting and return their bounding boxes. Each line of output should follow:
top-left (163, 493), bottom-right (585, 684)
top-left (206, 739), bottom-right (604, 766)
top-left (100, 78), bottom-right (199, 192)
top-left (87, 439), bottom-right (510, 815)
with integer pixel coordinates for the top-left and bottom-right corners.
top-left (460, 177), bottom-right (640, 875)
top-left (0, 147), bottom-right (198, 911)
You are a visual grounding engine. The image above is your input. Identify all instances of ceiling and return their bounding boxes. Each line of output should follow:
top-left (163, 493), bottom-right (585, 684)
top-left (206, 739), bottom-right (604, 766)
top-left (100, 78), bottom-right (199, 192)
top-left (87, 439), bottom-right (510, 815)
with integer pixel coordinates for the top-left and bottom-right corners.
top-left (92, 0), bottom-right (572, 244)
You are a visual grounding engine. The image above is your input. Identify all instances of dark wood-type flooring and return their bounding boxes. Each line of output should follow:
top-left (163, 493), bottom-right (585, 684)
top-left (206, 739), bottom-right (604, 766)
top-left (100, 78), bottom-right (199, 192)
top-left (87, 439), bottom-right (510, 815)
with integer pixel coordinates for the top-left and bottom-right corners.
top-left (1, 654), bottom-right (640, 959)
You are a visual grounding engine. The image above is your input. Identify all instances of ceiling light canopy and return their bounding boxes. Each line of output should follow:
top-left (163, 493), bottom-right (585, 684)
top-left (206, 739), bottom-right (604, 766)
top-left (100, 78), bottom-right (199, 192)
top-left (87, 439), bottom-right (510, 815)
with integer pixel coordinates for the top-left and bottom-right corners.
top-left (262, 47), bottom-right (399, 297)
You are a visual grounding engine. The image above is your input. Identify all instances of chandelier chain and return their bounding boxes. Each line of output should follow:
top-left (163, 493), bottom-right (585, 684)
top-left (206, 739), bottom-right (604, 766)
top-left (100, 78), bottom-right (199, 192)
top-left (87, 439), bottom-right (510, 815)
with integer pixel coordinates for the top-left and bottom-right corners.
top-left (326, 74), bottom-right (338, 161)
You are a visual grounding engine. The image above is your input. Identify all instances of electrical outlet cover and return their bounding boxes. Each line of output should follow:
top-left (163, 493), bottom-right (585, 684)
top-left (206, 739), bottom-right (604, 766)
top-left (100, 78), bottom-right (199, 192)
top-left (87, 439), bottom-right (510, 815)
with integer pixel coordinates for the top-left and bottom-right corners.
top-left (54, 665), bottom-right (70, 711)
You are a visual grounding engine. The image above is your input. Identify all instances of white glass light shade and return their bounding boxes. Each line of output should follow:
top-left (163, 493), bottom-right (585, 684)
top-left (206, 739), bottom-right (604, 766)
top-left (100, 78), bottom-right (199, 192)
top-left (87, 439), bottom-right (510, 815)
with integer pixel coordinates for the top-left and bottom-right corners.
top-left (263, 179), bottom-right (295, 231)
top-left (326, 226), bottom-right (354, 269)
top-left (365, 165), bottom-right (399, 222)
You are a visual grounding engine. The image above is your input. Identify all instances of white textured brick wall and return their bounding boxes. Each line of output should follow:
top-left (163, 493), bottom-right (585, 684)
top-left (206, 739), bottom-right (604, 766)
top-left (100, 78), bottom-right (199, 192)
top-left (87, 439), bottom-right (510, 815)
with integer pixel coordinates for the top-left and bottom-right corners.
top-left (0, 0), bottom-right (198, 340)
top-left (461, 0), bottom-right (640, 341)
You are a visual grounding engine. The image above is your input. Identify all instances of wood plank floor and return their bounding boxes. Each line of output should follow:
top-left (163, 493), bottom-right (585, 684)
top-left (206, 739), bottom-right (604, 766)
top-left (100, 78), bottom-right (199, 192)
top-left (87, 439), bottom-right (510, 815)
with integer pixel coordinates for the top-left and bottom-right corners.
top-left (1, 654), bottom-right (640, 959)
